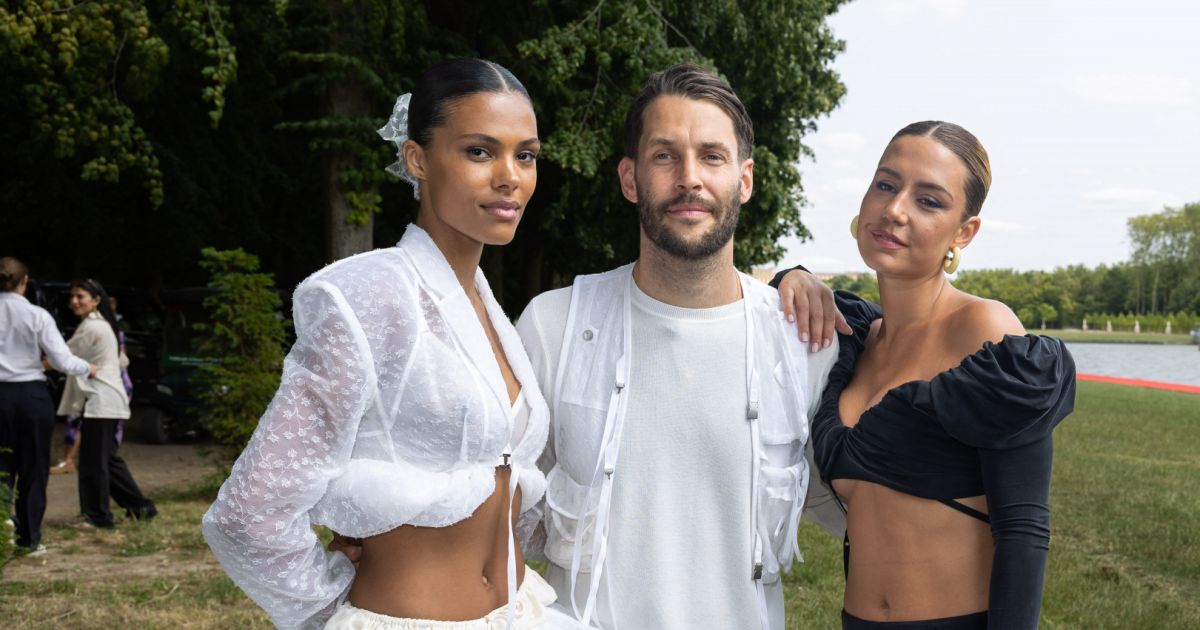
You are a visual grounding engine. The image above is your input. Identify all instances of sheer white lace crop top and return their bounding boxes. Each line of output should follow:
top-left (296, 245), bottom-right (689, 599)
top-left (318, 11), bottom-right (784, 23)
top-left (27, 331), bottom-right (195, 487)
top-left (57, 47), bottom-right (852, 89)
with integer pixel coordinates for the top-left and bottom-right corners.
top-left (201, 224), bottom-right (550, 629)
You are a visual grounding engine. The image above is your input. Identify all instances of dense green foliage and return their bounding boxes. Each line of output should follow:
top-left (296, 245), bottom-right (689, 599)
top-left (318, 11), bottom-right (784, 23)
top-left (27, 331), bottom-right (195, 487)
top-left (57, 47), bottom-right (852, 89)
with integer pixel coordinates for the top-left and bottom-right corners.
top-left (1127, 202), bottom-right (1200, 314)
top-left (0, 0), bottom-right (260, 203)
top-left (1, 0), bottom-right (847, 315)
top-left (191, 248), bottom-right (286, 456)
top-left (513, 0), bottom-right (847, 296)
top-left (823, 272), bottom-right (879, 304)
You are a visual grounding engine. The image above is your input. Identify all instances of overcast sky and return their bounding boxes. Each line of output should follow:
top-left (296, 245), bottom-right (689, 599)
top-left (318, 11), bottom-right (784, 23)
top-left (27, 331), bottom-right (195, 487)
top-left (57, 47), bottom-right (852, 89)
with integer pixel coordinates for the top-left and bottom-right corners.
top-left (775, 0), bottom-right (1200, 274)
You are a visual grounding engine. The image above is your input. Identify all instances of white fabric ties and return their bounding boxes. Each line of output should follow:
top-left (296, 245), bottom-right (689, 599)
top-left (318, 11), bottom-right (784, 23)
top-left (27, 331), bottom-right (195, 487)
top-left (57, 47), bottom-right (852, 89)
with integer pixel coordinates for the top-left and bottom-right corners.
top-left (740, 276), bottom-right (770, 630)
top-left (569, 275), bottom-right (633, 629)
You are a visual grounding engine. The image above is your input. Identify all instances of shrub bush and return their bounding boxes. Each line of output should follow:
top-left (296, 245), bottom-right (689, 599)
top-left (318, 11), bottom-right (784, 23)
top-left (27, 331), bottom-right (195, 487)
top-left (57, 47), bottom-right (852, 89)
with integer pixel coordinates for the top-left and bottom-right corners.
top-left (192, 248), bottom-right (287, 458)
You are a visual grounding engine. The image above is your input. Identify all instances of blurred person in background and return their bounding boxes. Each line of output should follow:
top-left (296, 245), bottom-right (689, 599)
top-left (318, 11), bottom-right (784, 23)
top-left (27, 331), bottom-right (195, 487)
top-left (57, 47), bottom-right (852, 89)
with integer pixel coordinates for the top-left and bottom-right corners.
top-left (58, 278), bottom-right (156, 529)
top-left (51, 295), bottom-right (131, 475)
top-left (0, 256), bottom-right (95, 555)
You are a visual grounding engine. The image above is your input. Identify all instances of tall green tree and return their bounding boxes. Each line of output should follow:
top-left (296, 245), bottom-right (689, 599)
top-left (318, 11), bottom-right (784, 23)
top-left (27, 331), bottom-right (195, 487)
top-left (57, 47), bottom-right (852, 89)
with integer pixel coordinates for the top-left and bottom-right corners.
top-left (3, 1), bottom-right (848, 315)
top-left (0, 0), bottom-right (242, 208)
top-left (1128, 203), bottom-right (1200, 314)
top-left (507, 0), bottom-right (847, 304)
top-left (0, 1), bottom-right (318, 289)
top-left (275, 0), bottom-right (425, 262)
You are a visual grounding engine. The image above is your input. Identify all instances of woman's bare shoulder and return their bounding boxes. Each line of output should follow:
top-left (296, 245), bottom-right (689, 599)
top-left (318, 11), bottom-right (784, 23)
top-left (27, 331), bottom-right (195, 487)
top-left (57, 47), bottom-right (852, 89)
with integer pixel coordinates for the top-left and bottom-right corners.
top-left (946, 295), bottom-right (1025, 354)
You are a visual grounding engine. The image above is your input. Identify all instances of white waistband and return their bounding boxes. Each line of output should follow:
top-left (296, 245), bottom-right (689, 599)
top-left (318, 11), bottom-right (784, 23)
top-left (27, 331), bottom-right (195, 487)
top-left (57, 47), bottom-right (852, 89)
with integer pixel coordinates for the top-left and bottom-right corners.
top-left (325, 570), bottom-right (558, 629)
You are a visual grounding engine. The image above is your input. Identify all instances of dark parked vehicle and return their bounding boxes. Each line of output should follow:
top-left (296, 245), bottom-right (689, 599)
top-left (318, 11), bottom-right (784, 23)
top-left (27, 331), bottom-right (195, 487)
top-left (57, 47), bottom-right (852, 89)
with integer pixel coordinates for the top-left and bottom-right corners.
top-left (33, 282), bottom-right (215, 443)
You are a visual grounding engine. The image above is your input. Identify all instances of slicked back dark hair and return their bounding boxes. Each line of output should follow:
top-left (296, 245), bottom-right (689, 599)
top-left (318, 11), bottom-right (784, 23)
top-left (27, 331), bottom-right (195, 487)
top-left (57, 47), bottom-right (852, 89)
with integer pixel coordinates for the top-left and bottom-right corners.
top-left (407, 58), bottom-right (531, 146)
top-left (892, 121), bottom-right (992, 218)
top-left (1, 256), bottom-right (28, 292)
top-left (623, 63), bottom-right (754, 162)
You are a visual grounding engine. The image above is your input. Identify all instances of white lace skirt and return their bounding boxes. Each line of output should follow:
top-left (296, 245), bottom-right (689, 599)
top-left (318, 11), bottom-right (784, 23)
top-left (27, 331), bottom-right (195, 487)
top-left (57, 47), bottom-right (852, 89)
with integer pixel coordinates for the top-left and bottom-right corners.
top-left (324, 570), bottom-right (585, 629)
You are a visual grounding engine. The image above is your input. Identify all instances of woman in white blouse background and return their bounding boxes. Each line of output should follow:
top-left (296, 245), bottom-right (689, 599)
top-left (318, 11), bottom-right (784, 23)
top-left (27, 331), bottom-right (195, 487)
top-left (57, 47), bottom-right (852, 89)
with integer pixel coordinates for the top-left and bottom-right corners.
top-left (203, 59), bottom-right (577, 630)
top-left (59, 279), bottom-right (157, 529)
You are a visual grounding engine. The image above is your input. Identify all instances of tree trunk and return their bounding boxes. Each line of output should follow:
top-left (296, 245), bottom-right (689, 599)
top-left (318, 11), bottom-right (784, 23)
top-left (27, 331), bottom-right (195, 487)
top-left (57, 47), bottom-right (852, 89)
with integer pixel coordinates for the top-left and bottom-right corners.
top-left (1135, 273), bottom-right (1143, 315)
top-left (324, 151), bottom-right (374, 262)
top-left (322, 4), bottom-right (375, 263)
top-left (1151, 268), bottom-right (1160, 314)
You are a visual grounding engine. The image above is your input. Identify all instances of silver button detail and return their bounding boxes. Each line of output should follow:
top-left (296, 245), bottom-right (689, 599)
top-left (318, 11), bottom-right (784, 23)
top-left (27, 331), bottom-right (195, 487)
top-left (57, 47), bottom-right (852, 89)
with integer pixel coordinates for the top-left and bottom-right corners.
top-left (582, 329), bottom-right (594, 341)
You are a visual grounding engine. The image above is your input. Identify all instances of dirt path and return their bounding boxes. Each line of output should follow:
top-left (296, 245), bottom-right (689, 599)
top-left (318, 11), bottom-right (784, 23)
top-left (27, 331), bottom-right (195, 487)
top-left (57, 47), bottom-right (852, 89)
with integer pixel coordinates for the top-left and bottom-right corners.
top-left (2, 424), bottom-right (226, 585)
top-left (38, 429), bottom-right (221, 526)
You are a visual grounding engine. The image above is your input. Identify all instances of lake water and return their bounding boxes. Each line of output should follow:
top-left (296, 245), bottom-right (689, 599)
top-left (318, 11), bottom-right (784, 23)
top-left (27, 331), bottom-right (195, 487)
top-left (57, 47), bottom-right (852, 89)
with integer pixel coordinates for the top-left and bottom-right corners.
top-left (1065, 342), bottom-right (1200, 386)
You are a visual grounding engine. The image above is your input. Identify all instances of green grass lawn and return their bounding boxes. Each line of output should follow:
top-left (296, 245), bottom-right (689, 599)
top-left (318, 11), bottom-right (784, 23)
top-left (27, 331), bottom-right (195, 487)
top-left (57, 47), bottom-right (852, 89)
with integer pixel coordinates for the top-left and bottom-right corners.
top-left (3, 382), bottom-right (1196, 628)
top-left (1044, 329), bottom-right (1195, 345)
top-left (783, 381), bottom-right (1200, 628)
top-left (0, 475), bottom-right (272, 628)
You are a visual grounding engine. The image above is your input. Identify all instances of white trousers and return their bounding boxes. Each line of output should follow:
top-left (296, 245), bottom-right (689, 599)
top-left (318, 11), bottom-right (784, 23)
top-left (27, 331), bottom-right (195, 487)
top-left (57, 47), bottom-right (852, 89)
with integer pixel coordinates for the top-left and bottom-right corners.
top-left (325, 570), bottom-right (585, 630)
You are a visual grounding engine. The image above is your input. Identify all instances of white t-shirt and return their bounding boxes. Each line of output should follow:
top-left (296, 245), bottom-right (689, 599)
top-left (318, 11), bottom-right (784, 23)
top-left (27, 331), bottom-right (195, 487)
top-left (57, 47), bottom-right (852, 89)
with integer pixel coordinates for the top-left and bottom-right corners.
top-left (517, 279), bottom-right (837, 629)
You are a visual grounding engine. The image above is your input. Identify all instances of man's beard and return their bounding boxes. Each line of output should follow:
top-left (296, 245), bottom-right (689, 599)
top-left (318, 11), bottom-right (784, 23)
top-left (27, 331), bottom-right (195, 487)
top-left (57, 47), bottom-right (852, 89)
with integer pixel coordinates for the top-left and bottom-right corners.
top-left (636, 181), bottom-right (741, 260)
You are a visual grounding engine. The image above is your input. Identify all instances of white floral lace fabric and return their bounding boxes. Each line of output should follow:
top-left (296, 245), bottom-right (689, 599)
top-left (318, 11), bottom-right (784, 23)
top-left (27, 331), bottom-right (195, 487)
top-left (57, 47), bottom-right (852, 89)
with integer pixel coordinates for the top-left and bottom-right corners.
top-left (201, 224), bottom-right (549, 629)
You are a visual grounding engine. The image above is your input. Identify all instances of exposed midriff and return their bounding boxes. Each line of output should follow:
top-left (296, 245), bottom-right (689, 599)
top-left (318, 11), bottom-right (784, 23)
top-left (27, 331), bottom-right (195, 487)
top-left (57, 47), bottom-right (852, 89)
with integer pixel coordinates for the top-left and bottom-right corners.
top-left (348, 466), bottom-right (524, 621)
top-left (838, 480), bottom-right (992, 622)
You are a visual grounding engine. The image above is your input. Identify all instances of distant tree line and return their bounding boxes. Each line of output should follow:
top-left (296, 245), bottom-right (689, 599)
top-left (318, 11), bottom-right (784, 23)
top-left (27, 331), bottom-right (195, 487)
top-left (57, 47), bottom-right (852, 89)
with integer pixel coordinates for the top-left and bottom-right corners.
top-left (824, 203), bottom-right (1200, 331)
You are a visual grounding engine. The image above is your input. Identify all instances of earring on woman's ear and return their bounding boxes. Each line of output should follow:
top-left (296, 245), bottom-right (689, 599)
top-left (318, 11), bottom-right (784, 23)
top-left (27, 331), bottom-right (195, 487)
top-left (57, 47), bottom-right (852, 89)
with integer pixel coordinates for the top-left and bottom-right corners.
top-left (850, 216), bottom-right (859, 239)
top-left (943, 245), bottom-right (962, 274)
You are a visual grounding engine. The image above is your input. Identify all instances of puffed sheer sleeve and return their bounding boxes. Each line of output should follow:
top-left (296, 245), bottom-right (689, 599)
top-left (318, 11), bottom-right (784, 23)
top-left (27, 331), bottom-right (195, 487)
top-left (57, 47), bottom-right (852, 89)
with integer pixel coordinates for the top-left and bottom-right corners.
top-left (201, 279), bottom-right (377, 630)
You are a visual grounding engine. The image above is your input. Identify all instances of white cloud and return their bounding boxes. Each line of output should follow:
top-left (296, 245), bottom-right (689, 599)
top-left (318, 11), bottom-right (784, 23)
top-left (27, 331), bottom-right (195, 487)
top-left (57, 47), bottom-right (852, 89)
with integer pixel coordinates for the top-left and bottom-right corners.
top-left (1073, 72), bottom-right (1196, 106)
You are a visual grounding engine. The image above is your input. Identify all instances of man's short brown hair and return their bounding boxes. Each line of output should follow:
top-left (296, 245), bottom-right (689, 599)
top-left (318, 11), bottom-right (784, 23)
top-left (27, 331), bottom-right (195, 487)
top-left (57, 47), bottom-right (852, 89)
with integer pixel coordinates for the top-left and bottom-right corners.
top-left (623, 63), bottom-right (754, 162)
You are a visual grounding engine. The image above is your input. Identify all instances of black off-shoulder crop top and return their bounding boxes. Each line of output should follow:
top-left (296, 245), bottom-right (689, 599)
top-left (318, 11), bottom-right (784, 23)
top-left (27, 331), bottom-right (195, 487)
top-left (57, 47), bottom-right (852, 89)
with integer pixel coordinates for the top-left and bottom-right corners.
top-left (814, 292), bottom-right (1076, 629)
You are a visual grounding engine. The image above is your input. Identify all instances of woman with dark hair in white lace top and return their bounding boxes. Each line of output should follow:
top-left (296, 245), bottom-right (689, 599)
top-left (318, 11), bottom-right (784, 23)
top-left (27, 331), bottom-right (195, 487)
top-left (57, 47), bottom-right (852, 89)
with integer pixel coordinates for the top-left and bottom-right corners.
top-left (202, 59), bottom-right (577, 630)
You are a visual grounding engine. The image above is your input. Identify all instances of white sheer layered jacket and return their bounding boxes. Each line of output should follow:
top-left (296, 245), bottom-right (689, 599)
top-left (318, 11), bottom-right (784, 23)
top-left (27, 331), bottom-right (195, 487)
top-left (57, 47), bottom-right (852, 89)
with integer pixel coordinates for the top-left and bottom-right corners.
top-left (201, 224), bottom-right (550, 630)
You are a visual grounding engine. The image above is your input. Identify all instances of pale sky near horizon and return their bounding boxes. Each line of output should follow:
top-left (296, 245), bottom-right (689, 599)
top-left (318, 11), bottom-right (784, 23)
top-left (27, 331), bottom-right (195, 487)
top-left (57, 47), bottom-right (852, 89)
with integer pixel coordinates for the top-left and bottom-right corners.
top-left (776, 0), bottom-right (1200, 274)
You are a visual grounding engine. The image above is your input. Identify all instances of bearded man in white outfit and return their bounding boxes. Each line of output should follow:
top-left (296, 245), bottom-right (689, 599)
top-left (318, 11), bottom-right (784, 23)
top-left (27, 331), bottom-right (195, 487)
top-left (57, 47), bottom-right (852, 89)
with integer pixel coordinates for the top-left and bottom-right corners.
top-left (515, 64), bottom-right (846, 630)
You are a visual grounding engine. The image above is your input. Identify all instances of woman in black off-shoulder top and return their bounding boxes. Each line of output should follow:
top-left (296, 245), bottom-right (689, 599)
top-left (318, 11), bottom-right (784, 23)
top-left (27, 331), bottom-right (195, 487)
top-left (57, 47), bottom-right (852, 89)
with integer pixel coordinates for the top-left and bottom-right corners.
top-left (775, 121), bottom-right (1075, 629)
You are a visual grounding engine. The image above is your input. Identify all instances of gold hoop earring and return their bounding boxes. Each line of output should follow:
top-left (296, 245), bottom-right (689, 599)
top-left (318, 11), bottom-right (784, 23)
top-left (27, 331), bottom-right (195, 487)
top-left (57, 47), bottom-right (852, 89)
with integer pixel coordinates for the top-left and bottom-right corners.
top-left (850, 216), bottom-right (859, 239)
top-left (943, 245), bottom-right (962, 274)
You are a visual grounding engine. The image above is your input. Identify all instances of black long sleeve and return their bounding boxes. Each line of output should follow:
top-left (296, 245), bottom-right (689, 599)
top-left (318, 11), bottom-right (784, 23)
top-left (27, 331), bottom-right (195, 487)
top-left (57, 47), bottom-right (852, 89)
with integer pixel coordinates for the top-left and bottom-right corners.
top-left (979, 434), bottom-right (1055, 629)
top-left (768, 264), bottom-right (809, 288)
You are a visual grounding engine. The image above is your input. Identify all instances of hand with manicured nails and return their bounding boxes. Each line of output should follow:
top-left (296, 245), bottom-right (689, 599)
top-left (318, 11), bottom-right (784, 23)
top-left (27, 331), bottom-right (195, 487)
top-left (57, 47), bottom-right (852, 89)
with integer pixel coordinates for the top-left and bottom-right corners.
top-left (776, 269), bottom-right (852, 352)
